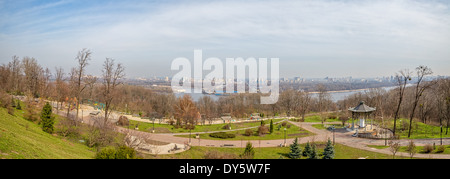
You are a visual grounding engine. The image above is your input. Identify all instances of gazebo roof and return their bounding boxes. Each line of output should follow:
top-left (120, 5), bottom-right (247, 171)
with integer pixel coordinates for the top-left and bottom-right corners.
top-left (348, 101), bottom-right (376, 113)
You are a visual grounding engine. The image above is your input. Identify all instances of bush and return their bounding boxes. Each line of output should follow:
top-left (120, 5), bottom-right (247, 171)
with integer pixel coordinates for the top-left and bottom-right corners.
top-left (117, 115), bottom-right (129, 126)
top-left (204, 151), bottom-right (237, 159)
top-left (436, 145), bottom-right (446, 153)
top-left (209, 132), bottom-right (235, 139)
top-left (422, 144), bottom-right (434, 153)
top-left (95, 145), bottom-right (137, 159)
top-left (257, 125), bottom-right (269, 136)
top-left (281, 121), bottom-right (287, 126)
top-left (222, 124), bottom-right (231, 130)
top-left (328, 115), bottom-right (337, 119)
top-left (244, 129), bottom-right (254, 136)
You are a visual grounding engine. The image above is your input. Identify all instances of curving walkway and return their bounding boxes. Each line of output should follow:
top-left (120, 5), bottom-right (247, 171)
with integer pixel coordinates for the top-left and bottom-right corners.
top-left (54, 102), bottom-right (450, 158)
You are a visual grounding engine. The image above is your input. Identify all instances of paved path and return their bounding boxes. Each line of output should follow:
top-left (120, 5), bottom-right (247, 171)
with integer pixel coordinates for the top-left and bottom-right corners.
top-left (53, 102), bottom-right (450, 158)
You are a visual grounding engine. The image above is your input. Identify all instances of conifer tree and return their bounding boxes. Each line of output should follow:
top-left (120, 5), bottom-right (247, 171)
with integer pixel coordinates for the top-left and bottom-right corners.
top-left (41, 102), bottom-right (54, 134)
top-left (289, 137), bottom-right (302, 159)
top-left (241, 142), bottom-right (255, 159)
top-left (303, 141), bottom-right (311, 157)
top-left (322, 139), bottom-right (335, 159)
top-left (269, 119), bottom-right (274, 134)
top-left (308, 144), bottom-right (319, 159)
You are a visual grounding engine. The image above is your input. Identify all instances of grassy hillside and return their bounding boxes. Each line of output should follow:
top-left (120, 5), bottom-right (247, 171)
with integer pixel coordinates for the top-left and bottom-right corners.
top-left (0, 108), bottom-right (95, 159)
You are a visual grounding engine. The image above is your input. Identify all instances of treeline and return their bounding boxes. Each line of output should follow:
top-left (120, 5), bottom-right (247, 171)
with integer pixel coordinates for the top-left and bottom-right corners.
top-left (1, 53), bottom-right (448, 136)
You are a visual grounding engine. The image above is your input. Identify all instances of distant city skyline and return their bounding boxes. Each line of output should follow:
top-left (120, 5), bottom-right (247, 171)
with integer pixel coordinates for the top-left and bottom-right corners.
top-left (1, 0), bottom-right (449, 79)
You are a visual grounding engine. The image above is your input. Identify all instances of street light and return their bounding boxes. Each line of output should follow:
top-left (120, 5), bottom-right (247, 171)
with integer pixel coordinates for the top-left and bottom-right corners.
top-left (441, 125), bottom-right (443, 146)
top-left (284, 128), bottom-right (287, 147)
top-left (332, 125), bottom-right (335, 145)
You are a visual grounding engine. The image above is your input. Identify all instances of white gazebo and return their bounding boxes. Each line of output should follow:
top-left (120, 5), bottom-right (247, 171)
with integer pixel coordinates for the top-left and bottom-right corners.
top-left (348, 101), bottom-right (376, 131)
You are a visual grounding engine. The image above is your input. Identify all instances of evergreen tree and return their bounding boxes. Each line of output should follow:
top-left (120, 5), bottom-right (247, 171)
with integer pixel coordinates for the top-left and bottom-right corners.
top-left (269, 119), bottom-right (274, 134)
top-left (302, 141), bottom-right (311, 157)
top-left (289, 137), bottom-right (302, 159)
top-left (322, 139), bottom-right (335, 159)
top-left (241, 142), bottom-right (255, 159)
top-left (15, 100), bottom-right (21, 110)
top-left (41, 102), bottom-right (54, 134)
top-left (308, 144), bottom-right (319, 159)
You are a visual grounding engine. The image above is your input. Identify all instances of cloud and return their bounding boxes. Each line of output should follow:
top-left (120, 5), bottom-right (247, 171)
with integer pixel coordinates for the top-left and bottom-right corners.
top-left (1, 0), bottom-right (449, 78)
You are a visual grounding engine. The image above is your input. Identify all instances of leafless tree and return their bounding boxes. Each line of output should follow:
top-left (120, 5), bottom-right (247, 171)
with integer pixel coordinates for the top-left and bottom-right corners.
top-left (388, 140), bottom-right (400, 159)
top-left (407, 66), bottom-right (434, 138)
top-left (392, 69), bottom-right (412, 136)
top-left (101, 58), bottom-right (125, 124)
top-left (73, 48), bottom-right (92, 122)
top-left (297, 90), bottom-right (311, 121)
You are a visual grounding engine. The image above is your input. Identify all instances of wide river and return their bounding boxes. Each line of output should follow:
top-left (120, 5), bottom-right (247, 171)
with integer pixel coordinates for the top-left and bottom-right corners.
top-left (174, 85), bottom-right (408, 102)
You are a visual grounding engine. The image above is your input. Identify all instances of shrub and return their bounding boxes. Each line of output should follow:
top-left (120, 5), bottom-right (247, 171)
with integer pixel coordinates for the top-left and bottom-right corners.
top-left (422, 144), bottom-right (434, 153)
top-left (95, 145), bottom-right (137, 159)
top-left (328, 115), bottom-right (337, 119)
top-left (436, 145), bottom-right (446, 153)
top-left (209, 132), bottom-right (235, 139)
top-left (117, 115), bottom-right (129, 126)
top-left (222, 124), bottom-right (231, 130)
top-left (204, 151), bottom-right (237, 159)
top-left (244, 129), bottom-right (254, 136)
top-left (257, 125), bottom-right (269, 136)
top-left (281, 121), bottom-right (287, 126)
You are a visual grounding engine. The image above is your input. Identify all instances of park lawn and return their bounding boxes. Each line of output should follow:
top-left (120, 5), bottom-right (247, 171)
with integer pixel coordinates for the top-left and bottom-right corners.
top-left (144, 143), bottom-right (399, 159)
top-left (129, 118), bottom-right (284, 133)
top-left (0, 107), bottom-right (95, 159)
top-left (368, 144), bottom-right (450, 155)
top-left (312, 124), bottom-right (344, 130)
top-left (387, 118), bottom-right (450, 139)
top-left (175, 123), bottom-right (314, 140)
top-left (300, 115), bottom-right (341, 123)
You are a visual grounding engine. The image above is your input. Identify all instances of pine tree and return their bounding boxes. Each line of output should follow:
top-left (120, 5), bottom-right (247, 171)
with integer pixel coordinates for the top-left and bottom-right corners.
top-left (241, 142), bottom-right (255, 159)
top-left (41, 102), bottom-right (54, 134)
top-left (308, 144), bottom-right (319, 159)
top-left (322, 139), bottom-right (335, 159)
top-left (269, 119), bottom-right (274, 134)
top-left (15, 100), bottom-right (21, 110)
top-left (289, 137), bottom-right (302, 159)
top-left (302, 141), bottom-right (311, 157)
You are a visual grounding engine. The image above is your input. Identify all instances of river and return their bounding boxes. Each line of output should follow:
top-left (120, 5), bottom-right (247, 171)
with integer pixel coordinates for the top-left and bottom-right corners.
top-left (174, 85), bottom-right (409, 102)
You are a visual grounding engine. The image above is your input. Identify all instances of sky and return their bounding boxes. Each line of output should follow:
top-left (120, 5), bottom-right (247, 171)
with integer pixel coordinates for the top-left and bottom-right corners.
top-left (0, 0), bottom-right (449, 79)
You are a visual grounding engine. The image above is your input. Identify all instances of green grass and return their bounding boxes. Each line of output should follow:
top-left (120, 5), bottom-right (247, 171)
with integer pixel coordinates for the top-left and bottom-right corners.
top-left (0, 107), bottom-right (95, 159)
top-left (128, 118), bottom-right (284, 133)
top-left (175, 122), bottom-right (313, 140)
top-left (312, 124), bottom-right (344, 130)
top-left (368, 144), bottom-right (450, 155)
top-left (291, 115), bottom-right (341, 123)
top-left (385, 118), bottom-right (450, 139)
top-left (144, 143), bottom-right (400, 159)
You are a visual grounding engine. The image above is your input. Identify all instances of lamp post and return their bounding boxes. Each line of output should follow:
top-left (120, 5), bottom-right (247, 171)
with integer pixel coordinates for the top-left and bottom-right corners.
top-left (441, 125), bottom-right (443, 146)
top-left (284, 128), bottom-right (287, 147)
top-left (332, 125), bottom-right (335, 145)
top-left (152, 117), bottom-right (155, 133)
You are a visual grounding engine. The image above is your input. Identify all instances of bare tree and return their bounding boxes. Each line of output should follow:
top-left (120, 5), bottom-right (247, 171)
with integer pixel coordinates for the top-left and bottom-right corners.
top-left (298, 90), bottom-right (311, 122)
top-left (73, 48), bottom-right (92, 122)
top-left (54, 67), bottom-right (67, 112)
top-left (407, 66), bottom-right (433, 138)
top-left (388, 140), bottom-right (400, 159)
top-left (392, 69), bottom-right (411, 136)
top-left (101, 58), bottom-right (125, 124)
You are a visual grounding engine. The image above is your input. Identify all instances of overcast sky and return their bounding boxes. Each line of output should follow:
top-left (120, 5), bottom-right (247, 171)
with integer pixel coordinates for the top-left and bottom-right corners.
top-left (1, 0), bottom-right (449, 78)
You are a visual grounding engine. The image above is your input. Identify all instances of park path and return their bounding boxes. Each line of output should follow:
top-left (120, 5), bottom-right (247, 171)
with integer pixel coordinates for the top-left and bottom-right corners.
top-left (53, 101), bottom-right (450, 158)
